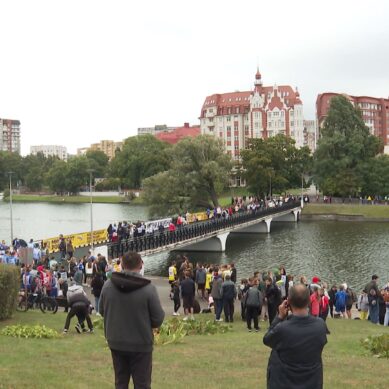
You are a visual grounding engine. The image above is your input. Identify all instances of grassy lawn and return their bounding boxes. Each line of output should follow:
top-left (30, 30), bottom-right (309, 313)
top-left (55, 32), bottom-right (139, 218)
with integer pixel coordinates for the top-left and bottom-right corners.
top-left (0, 311), bottom-right (388, 389)
top-left (7, 194), bottom-right (130, 204)
top-left (303, 203), bottom-right (389, 218)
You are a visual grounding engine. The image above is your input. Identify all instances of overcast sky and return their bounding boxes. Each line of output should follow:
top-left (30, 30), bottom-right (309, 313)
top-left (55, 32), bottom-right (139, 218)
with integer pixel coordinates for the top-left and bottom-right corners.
top-left (1, 0), bottom-right (389, 155)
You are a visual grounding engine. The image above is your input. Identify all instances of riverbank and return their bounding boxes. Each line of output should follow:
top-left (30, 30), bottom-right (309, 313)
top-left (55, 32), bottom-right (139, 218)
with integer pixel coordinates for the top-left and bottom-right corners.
top-left (4, 194), bottom-right (131, 204)
top-left (0, 309), bottom-right (388, 388)
top-left (302, 203), bottom-right (389, 219)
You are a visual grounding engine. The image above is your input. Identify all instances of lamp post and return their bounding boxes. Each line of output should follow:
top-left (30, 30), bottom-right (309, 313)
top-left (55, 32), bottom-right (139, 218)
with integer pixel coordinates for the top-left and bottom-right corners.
top-left (268, 167), bottom-right (274, 199)
top-left (7, 172), bottom-right (14, 244)
top-left (86, 169), bottom-right (95, 253)
top-left (301, 172), bottom-right (304, 209)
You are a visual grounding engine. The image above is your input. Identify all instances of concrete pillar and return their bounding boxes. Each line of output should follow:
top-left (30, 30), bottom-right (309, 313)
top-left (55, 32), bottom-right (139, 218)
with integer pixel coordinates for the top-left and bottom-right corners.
top-left (293, 210), bottom-right (300, 222)
top-left (265, 217), bottom-right (272, 233)
top-left (216, 232), bottom-right (230, 252)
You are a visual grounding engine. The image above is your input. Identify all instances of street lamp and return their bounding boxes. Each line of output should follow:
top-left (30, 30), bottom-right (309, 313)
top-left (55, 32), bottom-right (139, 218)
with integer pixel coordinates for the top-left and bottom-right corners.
top-left (301, 172), bottom-right (305, 209)
top-left (7, 172), bottom-right (14, 244)
top-left (268, 168), bottom-right (274, 199)
top-left (86, 169), bottom-right (95, 253)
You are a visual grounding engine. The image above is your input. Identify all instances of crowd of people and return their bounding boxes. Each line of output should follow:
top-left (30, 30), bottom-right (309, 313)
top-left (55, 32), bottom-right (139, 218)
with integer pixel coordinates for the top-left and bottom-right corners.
top-left (167, 258), bottom-right (389, 328)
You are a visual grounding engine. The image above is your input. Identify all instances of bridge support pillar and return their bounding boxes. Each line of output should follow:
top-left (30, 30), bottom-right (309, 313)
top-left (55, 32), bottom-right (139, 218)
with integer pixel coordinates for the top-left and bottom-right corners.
top-left (293, 210), bottom-right (300, 222)
top-left (216, 232), bottom-right (229, 252)
top-left (233, 217), bottom-right (272, 234)
top-left (264, 218), bottom-right (272, 233)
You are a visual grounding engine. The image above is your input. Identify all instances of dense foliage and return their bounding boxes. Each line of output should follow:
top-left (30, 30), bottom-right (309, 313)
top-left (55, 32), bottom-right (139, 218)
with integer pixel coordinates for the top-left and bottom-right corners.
top-left (362, 334), bottom-right (389, 358)
top-left (0, 264), bottom-right (20, 320)
top-left (1, 324), bottom-right (59, 339)
top-left (241, 135), bottom-right (312, 197)
top-left (143, 135), bottom-right (232, 216)
top-left (313, 96), bottom-right (383, 197)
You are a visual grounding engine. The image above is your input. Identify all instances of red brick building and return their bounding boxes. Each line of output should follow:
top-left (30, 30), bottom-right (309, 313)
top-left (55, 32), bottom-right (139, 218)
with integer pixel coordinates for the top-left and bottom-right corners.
top-left (155, 122), bottom-right (201, 145)
top-left (316, 92), bottom-right (389, 150)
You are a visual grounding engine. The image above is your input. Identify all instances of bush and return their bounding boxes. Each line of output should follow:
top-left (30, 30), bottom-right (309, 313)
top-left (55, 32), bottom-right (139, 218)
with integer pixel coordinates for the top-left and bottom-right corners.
top-left (0, 264), bottom-right (20, 320)
top-left (362, 334), bottom-right (389, 358)
top-left (1, 324), bottom-right (59, 339)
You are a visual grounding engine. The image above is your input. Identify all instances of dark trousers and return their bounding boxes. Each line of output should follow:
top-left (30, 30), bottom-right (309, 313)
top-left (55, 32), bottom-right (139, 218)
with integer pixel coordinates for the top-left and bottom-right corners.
top-left (173, 298), bottom-right (180, 313)
top-left (64, 305), bottom-right (93, 331)
top-left (214, 298), bottom-right (223, 320)
top-left (246, 306), bottom-right (259, 330)
top-left (268, 303), bottom-right (277, 324)
top-left (223, 298), bottom-right (234, 322)
top-left (329, 302), bottom-right (334, 318)
top-left (111, 349), bottom-right (152, 389)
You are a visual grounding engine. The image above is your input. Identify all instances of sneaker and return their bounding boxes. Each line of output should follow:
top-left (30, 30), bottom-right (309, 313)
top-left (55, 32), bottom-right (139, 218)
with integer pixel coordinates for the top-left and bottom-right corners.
top-left (190, 315), bottom-right (195, 321)
top-left (183, 316), bottom-right (189, 321)
top-left (87, 329), bottom-right (94, 334)
top-left (248, 329), bottom-right (252, 332)
top-left (255, 328), bottom-right (260, 332)
top-left (62, 329), bottom-right (68, 334)
top-left (75, 323), bottom-right (82, 334)
top-left (172, 312), bottom-right (178, 316)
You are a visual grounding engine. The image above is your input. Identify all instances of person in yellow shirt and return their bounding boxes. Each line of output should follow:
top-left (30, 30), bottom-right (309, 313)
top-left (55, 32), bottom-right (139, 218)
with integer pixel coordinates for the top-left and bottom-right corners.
top-left (205, 268), bottom-right (213, 297)
top-left (168, 261), bottom-right (177, 284)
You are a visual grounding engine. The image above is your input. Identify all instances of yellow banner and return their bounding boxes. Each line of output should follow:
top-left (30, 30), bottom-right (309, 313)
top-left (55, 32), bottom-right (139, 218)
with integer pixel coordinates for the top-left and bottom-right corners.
top-left (42, 229), bottom-right (108, 253)
top-left (186, 211), bottom-right (210, 223)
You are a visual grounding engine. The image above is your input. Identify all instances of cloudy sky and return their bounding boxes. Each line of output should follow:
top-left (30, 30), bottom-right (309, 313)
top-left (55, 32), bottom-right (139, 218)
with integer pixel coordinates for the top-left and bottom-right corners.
top-left (1, 0), bottom-right (389, 155)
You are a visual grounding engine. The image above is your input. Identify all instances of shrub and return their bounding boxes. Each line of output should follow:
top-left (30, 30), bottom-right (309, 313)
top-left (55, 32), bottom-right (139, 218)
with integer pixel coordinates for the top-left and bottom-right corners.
top-left (362, 334), bottom-right (389, 358)
top-left (1, 324), bottom-right (59, 339)
top-left (0, 264), bottom-right (20, 320)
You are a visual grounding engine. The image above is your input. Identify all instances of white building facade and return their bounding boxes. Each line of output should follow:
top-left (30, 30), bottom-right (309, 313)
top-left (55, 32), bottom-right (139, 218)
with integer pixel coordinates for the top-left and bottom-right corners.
top-left (30, 145), bottom-right (68, 160)
top-left (200, 70), bottom-right (305, 161)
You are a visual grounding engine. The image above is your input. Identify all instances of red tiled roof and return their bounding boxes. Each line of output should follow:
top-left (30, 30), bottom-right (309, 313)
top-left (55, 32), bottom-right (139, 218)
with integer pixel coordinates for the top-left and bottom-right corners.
top-left (155, 124), bottom-right (201, 145)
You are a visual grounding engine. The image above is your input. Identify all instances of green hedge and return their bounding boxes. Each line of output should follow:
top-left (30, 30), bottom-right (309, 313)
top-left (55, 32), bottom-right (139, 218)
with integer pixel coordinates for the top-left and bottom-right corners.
top-left (0, 264), bottom-right (20, 320)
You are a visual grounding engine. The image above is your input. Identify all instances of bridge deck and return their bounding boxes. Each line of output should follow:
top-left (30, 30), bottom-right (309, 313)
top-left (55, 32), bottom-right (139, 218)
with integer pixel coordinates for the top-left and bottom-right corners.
top-left (108, 201), bottom-right (301, 257)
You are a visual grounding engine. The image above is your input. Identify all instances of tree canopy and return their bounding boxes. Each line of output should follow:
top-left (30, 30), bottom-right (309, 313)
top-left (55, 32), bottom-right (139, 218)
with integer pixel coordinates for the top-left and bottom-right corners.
top-left (241, 134), bottom-right (312, 197)
top-left (109, 135), bottom-right (171, 189)
top-left (143, 135), bottom-right (232, 216)
top-left (313, 95), bottom-right (382, 196)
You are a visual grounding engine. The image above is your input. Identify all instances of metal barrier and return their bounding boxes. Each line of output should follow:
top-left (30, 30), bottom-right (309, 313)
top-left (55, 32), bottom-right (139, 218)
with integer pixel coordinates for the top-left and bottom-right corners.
top-left (107, 201), bottom-right (300, 258)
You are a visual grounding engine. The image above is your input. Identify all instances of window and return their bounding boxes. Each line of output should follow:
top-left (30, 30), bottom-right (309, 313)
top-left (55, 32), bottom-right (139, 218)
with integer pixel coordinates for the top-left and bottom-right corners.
top-left (273, 111), bottom-right (279, 117)
top-left (209, 108), bottom-right (213, 113)
top-left (234, 125), bottom-right (238, 131)
top-left (244, 125), bottom-right (249, 130)
top-left (234, 136), bottom-right (238, 141)
top-left (227, 116), bottom-right (231, 122)
top-left (255, 122), bottom-right (259, 128)
top-left (236, 107), bottom-right (239, 113)
top-left (227, 126), bottom-right (231, 131)
top-left (234, 115), bottom-right (238, 119)
top-left (281, 111), bottom-right (284, 117)
top-left (255, 112), bottom-right (259, 118)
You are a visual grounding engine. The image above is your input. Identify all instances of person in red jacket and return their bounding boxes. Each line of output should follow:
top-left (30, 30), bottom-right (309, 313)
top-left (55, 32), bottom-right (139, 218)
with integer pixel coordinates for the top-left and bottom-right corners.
top-left (310, 286), bottom-right (321, 317)
top-left (319, 288), bottom-right (329, 321)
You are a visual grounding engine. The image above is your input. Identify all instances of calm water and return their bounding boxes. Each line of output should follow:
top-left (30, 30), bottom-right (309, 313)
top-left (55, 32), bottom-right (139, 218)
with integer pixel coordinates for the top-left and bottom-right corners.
top-left (1, 202), bottom-right (388, 291)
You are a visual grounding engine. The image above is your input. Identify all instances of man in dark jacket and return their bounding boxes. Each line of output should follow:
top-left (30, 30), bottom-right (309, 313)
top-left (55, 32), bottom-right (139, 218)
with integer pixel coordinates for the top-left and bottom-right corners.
top-left (263, 284), bottom-right (328, 389)
top-left (181, 271), bottom-right (196, 321)
top-left (99, 251), bottom-right (164, 389)
top-left (221, 274), bottom-right (237, 322)
top-left (265, 277), bottom-right (281, 324)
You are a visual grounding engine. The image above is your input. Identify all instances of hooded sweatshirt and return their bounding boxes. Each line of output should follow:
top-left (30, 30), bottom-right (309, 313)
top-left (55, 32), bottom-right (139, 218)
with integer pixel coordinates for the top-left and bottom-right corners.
top-left (99, 271), bottom-right (165, 353)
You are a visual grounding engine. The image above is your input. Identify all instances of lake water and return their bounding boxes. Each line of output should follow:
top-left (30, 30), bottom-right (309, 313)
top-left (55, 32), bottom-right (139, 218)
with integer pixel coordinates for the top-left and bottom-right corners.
top-left (1, 201), bottom-right (388, 291)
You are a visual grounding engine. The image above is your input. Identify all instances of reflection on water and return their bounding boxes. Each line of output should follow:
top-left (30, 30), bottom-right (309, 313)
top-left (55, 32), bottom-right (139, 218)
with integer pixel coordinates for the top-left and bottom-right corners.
top-left (144, 221), bottom-right (389, 292)
top-left (1, 201), bottom-right (388, 292)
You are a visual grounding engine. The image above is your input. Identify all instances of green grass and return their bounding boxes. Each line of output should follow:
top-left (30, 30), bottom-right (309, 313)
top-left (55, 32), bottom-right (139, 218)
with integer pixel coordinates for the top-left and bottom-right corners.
top-left (0, 311), bottom-right (388, 388)
top-left (303, 203), bottom-right (389, 218)
top-left (6, 194), bottom-right (130, 204)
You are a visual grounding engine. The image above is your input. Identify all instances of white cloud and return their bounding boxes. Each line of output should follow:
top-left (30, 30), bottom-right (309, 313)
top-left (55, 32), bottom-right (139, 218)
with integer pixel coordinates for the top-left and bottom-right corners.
top-left (1, 0), bottom-right (389, 154)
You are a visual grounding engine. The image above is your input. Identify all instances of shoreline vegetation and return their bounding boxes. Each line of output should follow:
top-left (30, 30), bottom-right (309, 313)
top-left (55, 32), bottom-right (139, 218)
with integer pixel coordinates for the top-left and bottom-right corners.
top-left (0, 311), bottom-right (388, 388)
top-left (4, 193), bottom-right (389, 220)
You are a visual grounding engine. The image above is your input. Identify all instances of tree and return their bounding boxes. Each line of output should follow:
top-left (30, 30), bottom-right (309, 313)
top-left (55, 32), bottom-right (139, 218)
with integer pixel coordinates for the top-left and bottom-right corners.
top-left (85, 150), bottom-right (109, 177)
top-left (313, 95), bottom-right (382, 196)
top-left (241, 134), bottom-right (312, 197)
top-left (0, 152), bottom-right (23, 191)
top-left (46, 160), bottom-right (69, 194)
top-left (143, 135), bottom-right (232, 217)
top-left (360, 155), bottom-right (389, 197)
top-left (109, 135), bottom-right (171, 189)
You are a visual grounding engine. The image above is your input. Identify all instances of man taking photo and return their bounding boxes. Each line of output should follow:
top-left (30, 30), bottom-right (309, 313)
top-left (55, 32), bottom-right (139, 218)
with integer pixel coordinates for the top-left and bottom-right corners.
top-left (99, 251), bottom-right (165, 389)
top-left (263, 284), bottom-right (328, 389)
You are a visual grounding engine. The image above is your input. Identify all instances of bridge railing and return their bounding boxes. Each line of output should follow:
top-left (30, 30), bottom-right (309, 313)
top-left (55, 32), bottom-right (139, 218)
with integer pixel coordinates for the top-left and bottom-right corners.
top-left (107, 200), bottom-right (300, 258)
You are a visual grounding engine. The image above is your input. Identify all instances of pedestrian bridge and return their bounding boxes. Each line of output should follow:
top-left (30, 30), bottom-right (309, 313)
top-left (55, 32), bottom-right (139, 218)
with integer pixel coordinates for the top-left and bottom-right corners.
top-left (108, 201), bottom-right (301, 258)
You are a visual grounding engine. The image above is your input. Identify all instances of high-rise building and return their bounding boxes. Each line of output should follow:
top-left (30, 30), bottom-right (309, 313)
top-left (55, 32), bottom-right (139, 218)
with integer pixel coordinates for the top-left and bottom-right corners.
top-left (30, 145), bottom-right (68, 161)
top-left (316, 92), bottom-right (389, 152)
top-left (77, 140), bottom-right (123, 160)
top-left (0, 118), bottom-right (21, 153)
top-left (200, 70), bottom-right (305, 161)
